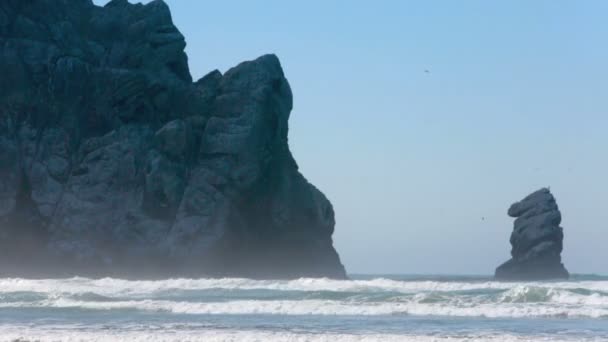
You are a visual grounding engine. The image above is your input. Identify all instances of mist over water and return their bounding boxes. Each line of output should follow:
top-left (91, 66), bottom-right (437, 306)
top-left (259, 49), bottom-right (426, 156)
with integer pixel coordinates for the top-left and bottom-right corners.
top-left (2, 274), bottom-right (608, 341)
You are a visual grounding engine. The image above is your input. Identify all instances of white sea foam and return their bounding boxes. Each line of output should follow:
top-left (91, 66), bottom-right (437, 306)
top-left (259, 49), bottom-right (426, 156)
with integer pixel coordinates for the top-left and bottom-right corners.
top-left (0, 326), bottom-right (603, 342)
top-left (1, 296), bottom-right (607, 318)
top-left (1, 277), bottom-right (607, 319)
top-left (1, 277), bottom-right (608, 296)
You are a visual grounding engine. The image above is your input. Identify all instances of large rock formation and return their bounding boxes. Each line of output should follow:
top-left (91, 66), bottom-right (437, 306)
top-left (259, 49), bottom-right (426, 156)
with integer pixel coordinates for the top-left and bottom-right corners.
top-left (495, 188), bottom-right (569, 280)
top-left (0, 0), bottom-right (346, 279)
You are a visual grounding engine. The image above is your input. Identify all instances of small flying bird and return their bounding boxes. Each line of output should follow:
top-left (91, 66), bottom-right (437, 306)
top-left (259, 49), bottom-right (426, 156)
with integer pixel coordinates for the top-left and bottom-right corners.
top-left (424, 69), bottom-right (430, 74)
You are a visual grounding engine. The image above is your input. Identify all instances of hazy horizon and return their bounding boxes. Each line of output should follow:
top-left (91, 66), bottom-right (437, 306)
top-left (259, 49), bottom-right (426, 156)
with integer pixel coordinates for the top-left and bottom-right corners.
top-left (93, 0), bottom-right (608, 275)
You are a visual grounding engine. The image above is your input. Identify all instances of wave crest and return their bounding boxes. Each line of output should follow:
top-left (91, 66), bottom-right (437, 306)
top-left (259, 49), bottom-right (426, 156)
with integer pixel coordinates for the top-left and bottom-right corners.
top-left (0, 277), bottom-right (607, 319)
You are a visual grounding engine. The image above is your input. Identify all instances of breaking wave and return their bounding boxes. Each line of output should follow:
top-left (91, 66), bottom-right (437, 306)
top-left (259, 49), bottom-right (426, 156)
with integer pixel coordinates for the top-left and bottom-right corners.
top-left (1, 276), bottom-right (607, 319)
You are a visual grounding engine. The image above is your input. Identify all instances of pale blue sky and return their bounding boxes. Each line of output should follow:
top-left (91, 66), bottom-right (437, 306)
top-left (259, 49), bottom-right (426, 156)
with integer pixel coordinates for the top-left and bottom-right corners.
top-left (94, 0), bottom-right (608, 275)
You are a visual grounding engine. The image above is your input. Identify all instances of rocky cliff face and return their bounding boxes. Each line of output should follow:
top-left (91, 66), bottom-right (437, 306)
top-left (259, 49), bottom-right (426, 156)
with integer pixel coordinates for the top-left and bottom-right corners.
top-left (0, 0), bottom-right (346, 279)
top-left (495, 188), bottom-right (569, 280)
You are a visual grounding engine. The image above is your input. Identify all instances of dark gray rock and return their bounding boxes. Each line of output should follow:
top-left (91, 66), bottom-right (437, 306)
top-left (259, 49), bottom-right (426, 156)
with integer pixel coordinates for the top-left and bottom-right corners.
top-left (495, 188), bottom-right (569, 280)
top-left (0, 0), bottom-right (346, 279)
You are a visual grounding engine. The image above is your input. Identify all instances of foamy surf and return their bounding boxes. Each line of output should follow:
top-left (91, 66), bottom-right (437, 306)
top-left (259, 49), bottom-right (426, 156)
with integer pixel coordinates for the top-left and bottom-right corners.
top-left (1, 276), bottom-right (608, 296)
top-left (1, 275), bottom-right (608, 341)
top-left (0, 326), bottom-right (603, 342)
top-left (0, 277), bottom-right (607, 318)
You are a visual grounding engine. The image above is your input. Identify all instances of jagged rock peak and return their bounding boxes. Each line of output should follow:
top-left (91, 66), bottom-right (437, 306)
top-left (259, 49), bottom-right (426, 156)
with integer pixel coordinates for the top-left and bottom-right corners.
top-left (495, 188), bottom-right (569, 280)
top-left (0, 0), bottom-right (346, 279)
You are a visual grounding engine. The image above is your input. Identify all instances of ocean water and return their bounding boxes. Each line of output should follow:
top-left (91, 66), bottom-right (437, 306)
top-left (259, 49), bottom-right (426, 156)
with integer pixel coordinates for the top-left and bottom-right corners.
top-left (1, 274), bottom-right (607, 341)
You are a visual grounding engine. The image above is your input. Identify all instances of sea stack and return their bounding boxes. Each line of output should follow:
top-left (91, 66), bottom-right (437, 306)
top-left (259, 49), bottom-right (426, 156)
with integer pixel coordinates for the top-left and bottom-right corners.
top-left (0, 0), bottom-right (346, 279)
top-left (495, 188), bottom-right (569, 280)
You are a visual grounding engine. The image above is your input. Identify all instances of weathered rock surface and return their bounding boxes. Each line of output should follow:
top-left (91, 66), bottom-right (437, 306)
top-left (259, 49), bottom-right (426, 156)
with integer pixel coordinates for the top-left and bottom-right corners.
top-left (0, 0), bottom-right (346, 279)
top-left (495, 188), bottom-right (569, 280)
